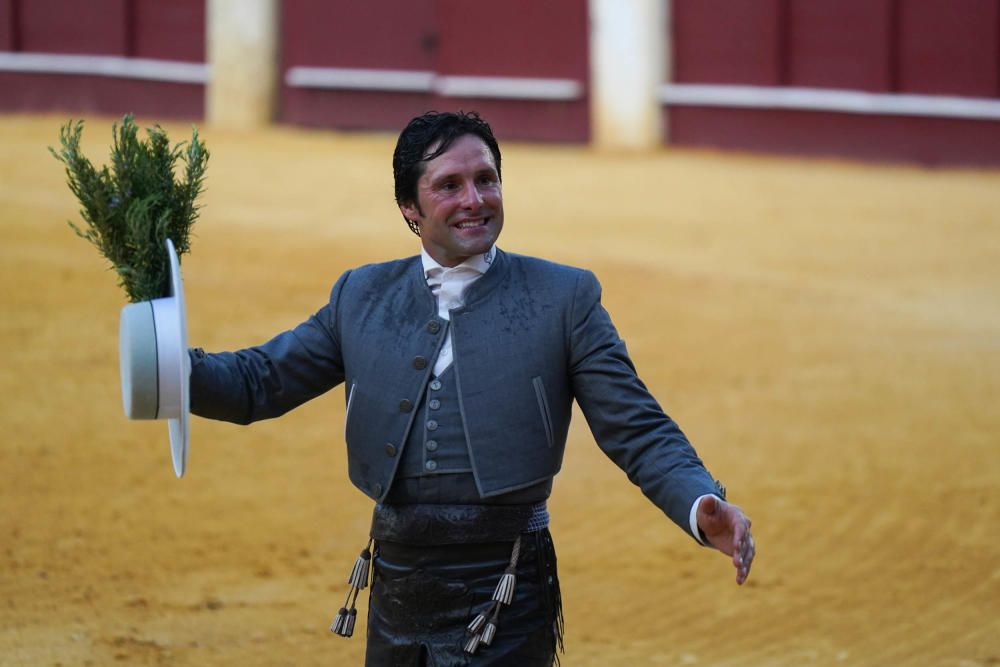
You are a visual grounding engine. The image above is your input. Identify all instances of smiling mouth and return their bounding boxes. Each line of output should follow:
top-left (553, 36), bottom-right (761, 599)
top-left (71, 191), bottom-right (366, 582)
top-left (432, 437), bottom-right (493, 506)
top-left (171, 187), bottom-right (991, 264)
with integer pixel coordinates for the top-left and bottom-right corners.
top-left (455, 218), bottom-right (488, 229)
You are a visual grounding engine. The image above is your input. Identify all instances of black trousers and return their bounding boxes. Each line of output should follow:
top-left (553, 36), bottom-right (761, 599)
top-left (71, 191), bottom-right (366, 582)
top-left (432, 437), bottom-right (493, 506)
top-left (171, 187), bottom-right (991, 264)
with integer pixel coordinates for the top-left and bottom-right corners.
top-left (365, 529), bottom-right (561, 667)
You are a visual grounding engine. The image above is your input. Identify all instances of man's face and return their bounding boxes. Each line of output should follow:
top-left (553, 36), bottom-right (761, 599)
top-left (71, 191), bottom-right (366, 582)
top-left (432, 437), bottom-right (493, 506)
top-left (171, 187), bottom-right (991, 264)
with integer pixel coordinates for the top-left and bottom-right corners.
top-left (399, 134), bottom-right (504, 267)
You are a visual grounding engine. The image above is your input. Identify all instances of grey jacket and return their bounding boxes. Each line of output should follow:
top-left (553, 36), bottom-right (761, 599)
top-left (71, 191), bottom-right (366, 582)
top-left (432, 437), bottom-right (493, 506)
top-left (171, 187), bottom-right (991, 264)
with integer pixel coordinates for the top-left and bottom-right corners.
top-left (190, 249), bottom-right (718, 538)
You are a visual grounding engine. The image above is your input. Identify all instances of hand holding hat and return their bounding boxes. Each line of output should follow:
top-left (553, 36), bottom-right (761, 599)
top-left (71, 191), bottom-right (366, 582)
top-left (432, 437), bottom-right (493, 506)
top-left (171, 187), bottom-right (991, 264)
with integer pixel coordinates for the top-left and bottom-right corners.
top-left (52, 115), bottom-right (209, 477)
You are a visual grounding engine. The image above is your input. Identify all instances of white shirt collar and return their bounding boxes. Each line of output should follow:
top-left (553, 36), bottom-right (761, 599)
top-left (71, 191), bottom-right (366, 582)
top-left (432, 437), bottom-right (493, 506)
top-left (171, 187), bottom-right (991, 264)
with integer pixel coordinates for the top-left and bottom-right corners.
top-left (421, 245), bottom-right (496, 280)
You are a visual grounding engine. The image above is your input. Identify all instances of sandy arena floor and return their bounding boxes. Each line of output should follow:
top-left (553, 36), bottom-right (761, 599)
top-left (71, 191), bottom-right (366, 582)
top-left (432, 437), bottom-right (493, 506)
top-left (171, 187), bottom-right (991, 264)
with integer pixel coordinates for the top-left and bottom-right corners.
top-left (1, 114), bottom-right (998, 666)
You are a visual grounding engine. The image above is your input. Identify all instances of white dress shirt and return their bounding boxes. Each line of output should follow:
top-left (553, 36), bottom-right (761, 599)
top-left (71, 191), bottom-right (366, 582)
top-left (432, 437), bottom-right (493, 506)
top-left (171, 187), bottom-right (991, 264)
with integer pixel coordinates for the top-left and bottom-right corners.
top-left (421, 244), bottom-right (496, 377)
top-left (419, 244), bottom-right (716, 544)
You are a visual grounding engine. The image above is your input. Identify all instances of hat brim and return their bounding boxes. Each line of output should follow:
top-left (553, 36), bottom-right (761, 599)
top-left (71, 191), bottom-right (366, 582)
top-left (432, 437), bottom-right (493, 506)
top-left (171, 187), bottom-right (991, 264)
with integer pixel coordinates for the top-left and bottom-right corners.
top-left (165, 238), bottom-right (189, 478)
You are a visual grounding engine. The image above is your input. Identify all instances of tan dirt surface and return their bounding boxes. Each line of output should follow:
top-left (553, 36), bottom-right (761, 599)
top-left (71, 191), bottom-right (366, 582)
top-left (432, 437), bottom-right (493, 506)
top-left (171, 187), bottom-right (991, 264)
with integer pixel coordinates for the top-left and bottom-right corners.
top-left (2, 114), bottom-right (999, 666)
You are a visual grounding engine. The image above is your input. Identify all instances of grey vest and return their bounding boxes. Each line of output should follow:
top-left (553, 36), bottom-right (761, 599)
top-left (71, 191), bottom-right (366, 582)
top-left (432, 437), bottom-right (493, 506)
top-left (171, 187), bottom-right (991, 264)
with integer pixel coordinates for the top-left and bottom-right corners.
top-left (388, 366), bottom-right (550, 504)
top-left (397, 367), bottom-right (472, 478)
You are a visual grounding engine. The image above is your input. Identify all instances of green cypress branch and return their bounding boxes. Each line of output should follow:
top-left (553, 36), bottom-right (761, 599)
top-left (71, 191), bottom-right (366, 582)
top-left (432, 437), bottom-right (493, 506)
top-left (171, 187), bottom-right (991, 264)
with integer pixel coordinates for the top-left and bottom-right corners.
top-left (50, 114), bottom-right (209, 303)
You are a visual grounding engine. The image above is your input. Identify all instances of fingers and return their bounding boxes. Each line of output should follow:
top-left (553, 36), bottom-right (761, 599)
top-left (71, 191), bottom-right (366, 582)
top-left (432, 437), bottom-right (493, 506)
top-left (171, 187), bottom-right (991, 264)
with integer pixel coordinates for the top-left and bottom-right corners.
top-left (706, 499), bottom-right (755, 585)
top-left (734, 523), bottom-right (755, 585)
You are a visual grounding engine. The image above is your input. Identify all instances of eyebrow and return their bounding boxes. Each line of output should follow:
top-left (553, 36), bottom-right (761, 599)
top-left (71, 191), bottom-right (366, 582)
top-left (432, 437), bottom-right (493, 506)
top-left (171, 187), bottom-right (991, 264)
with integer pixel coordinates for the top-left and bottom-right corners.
top-left (429, 166), bottom-right (498, 184)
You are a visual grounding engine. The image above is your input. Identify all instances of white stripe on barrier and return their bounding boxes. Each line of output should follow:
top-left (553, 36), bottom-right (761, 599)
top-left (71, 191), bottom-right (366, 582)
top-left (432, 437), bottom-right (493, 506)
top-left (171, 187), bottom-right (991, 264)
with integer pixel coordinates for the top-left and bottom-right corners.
top-left (0, 52), bottom-right (208, 84)
top-left (660, 83), bottom-right (1000, 121)
top-left (285, 66), bottom-right (583, 101)
top-left (285, 66), bottom-right (434, 93)
top-left (435, 75), bottom-right (582, 101)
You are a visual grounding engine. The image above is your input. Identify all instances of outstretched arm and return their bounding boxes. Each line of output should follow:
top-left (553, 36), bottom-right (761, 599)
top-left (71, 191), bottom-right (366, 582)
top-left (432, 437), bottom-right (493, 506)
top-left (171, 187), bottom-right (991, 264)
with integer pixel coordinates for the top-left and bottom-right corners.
top-left (696, 495), bottom-right (756, 585)
top-left (189, 271), bottom-right (350, 424)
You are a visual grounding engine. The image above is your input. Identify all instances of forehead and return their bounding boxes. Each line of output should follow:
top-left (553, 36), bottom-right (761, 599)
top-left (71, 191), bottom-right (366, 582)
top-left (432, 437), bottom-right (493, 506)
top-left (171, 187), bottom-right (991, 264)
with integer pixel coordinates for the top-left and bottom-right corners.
top-left (420, 134), bottom-right (497, 180)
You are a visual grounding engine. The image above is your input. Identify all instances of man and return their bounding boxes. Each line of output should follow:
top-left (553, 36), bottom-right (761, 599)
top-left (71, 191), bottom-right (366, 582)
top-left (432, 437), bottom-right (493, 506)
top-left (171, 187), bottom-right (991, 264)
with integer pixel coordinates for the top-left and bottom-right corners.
top-left (189, 111), bottom-right (755, 665)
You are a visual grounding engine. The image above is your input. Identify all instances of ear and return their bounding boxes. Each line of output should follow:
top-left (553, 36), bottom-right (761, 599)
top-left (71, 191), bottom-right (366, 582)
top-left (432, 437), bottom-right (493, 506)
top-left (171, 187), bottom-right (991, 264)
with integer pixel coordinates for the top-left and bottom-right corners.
top-left (399, 201), bottom-right (421, 225)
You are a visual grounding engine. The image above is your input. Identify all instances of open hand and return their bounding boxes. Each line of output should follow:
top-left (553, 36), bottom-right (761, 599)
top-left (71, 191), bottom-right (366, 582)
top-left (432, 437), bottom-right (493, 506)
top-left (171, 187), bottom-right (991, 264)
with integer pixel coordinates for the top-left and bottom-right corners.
top-left (696, 495), bottom-right (755, 585)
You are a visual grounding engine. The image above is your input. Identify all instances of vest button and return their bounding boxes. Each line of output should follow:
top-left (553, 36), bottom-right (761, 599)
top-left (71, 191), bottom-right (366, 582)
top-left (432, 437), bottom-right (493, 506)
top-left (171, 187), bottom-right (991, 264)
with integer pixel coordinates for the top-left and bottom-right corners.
top-left (425, 460), bottom-right (438, 471)
top-left (426, 419), bottom-right (438, 431)
top-left (384, 443), bottom-right (397, 457)
top-left (427, 321), bottom-right (441, 334)
top-left (413, 356), bottom-right (427, 370)
top-left (429, 379), bottom-right (442, 391)
top-left (426, 440), bottom-right (438, 452)
top-left (399, 399), bottom-right (413, 413)
top-left (373, 483), bottom-right (383, 497)
top-left (428, 399), bottom-right (441, 410)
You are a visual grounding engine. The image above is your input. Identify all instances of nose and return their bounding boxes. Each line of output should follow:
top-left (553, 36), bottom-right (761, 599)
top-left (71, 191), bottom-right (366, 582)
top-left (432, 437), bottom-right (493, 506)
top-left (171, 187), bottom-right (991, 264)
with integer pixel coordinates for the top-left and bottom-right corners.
top-left (460, 180), bottom-right (483, 208)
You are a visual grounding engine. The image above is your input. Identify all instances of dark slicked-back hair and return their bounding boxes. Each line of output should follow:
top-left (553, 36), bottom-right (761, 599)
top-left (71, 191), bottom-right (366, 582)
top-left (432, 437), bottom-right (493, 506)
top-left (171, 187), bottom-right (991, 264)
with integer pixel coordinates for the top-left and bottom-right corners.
top-left (393, 111), bottom-right (502, 236)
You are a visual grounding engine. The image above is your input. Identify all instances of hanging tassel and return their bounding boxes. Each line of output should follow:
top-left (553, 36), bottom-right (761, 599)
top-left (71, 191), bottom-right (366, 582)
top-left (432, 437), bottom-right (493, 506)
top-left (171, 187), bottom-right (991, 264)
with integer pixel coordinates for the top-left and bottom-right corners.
top-left (464, 634), bottom-right (482, 654)
top-left (492, 534), bottom-right (521, 605)
top-left (330, 607), bottom-right (350, 636)
top-left (480, 606), bottom-right (501, 646)
top-left (330, 538), bottom-right (372, 639)
top-left (330, 606), bottom-right (358, 638)
top-left (348, 541), bottom-right (372, 589)
top-left (492, 569), bottom-right (516, 605)
top-left (331, 590), bottom-right (360, 638)
top-left (343, 608), bottom-right (358, 637)
top-left (481, 621), bottom-right (497, 646)
top-left (464, 535), bottom-right (523, 655)
top-left (466, 608), bottom-right (490, 635)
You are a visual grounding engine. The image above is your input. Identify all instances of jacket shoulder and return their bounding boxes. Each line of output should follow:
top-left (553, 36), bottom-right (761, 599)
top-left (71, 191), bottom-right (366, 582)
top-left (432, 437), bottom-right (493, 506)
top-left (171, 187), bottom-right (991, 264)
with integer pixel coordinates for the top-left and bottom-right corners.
top-left (504, 252), bottom-right (593, 284)
top-left (347, 255), bottom-right (419, 282)
top-left (334, 255), bottom-right (419, 294)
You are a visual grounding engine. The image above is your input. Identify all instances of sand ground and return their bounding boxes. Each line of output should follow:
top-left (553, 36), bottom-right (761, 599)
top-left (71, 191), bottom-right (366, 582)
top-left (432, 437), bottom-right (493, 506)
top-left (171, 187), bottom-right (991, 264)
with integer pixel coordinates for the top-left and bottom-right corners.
top-left (1, 114), bottom-right (998, 666)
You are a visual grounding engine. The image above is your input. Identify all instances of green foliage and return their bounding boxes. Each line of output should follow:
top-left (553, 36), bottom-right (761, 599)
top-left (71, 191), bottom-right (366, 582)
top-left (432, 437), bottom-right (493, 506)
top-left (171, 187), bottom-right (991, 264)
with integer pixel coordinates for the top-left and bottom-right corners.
top-left (50, 114), bottom-right (209, 302)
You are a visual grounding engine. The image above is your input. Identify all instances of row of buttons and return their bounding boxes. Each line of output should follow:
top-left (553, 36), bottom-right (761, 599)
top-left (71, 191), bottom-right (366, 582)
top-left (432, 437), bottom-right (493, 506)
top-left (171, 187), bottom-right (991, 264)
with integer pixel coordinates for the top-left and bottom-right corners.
top-left (378, 323), bottom-right (443, 495)
top-left (425, 371), bottom-right (443, 471)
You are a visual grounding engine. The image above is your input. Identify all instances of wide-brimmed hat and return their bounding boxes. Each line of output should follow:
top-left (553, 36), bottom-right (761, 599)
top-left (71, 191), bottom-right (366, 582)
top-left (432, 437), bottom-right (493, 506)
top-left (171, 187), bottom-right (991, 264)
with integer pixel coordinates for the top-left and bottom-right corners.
top-left (118, 238), bottom-right (189, 477)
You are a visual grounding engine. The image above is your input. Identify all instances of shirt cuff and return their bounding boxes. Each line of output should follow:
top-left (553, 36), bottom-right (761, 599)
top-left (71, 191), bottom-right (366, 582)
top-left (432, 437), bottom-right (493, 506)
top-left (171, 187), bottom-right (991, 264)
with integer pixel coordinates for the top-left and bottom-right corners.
top-left (689, 494), bottom-right (720, 546)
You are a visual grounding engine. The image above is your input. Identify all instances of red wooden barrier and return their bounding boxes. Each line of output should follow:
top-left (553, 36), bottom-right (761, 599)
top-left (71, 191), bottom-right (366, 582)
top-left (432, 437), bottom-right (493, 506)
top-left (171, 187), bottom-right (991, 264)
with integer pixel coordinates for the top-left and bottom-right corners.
top-left (673, 0), bottom-right (783, 85)
top-left (898, 0), bottom-right (999, 97)
top-left (279, 0), bottom-right (589, 142)
top-left (0, 0), bottom-right (204, 118)
top-left (132, 0), bottom-right (204, 62)
top-left (668, 0), bottom-right (1000, 166)
top-left (280, 0), bottom-right (436, 131)
top-left (433, 0), bottom-right (589, 142)
top-left (19, 0), bottom-right (129, 55)
top-left (0, 0), bottom-right (16, 51)
top-left (787, 0), bottom-right (893, 91)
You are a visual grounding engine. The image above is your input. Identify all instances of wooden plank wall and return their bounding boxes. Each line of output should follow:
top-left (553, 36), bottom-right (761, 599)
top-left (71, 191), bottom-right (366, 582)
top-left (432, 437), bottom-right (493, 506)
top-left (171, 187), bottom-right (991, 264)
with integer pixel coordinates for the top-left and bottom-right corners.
top-left (669, 0), bottom-right (1000, 165)
top-left (0, 0), bottom-right (204, 118)
top-left (280, 0), bottom-right (589, 142)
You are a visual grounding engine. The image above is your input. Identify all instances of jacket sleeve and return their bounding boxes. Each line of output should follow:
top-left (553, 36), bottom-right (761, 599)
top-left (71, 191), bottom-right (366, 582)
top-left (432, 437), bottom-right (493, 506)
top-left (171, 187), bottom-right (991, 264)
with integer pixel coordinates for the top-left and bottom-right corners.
top-left (568, 270), bottom-right (717, 539)
top-left (188, 271), bottom-right (349, 425)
